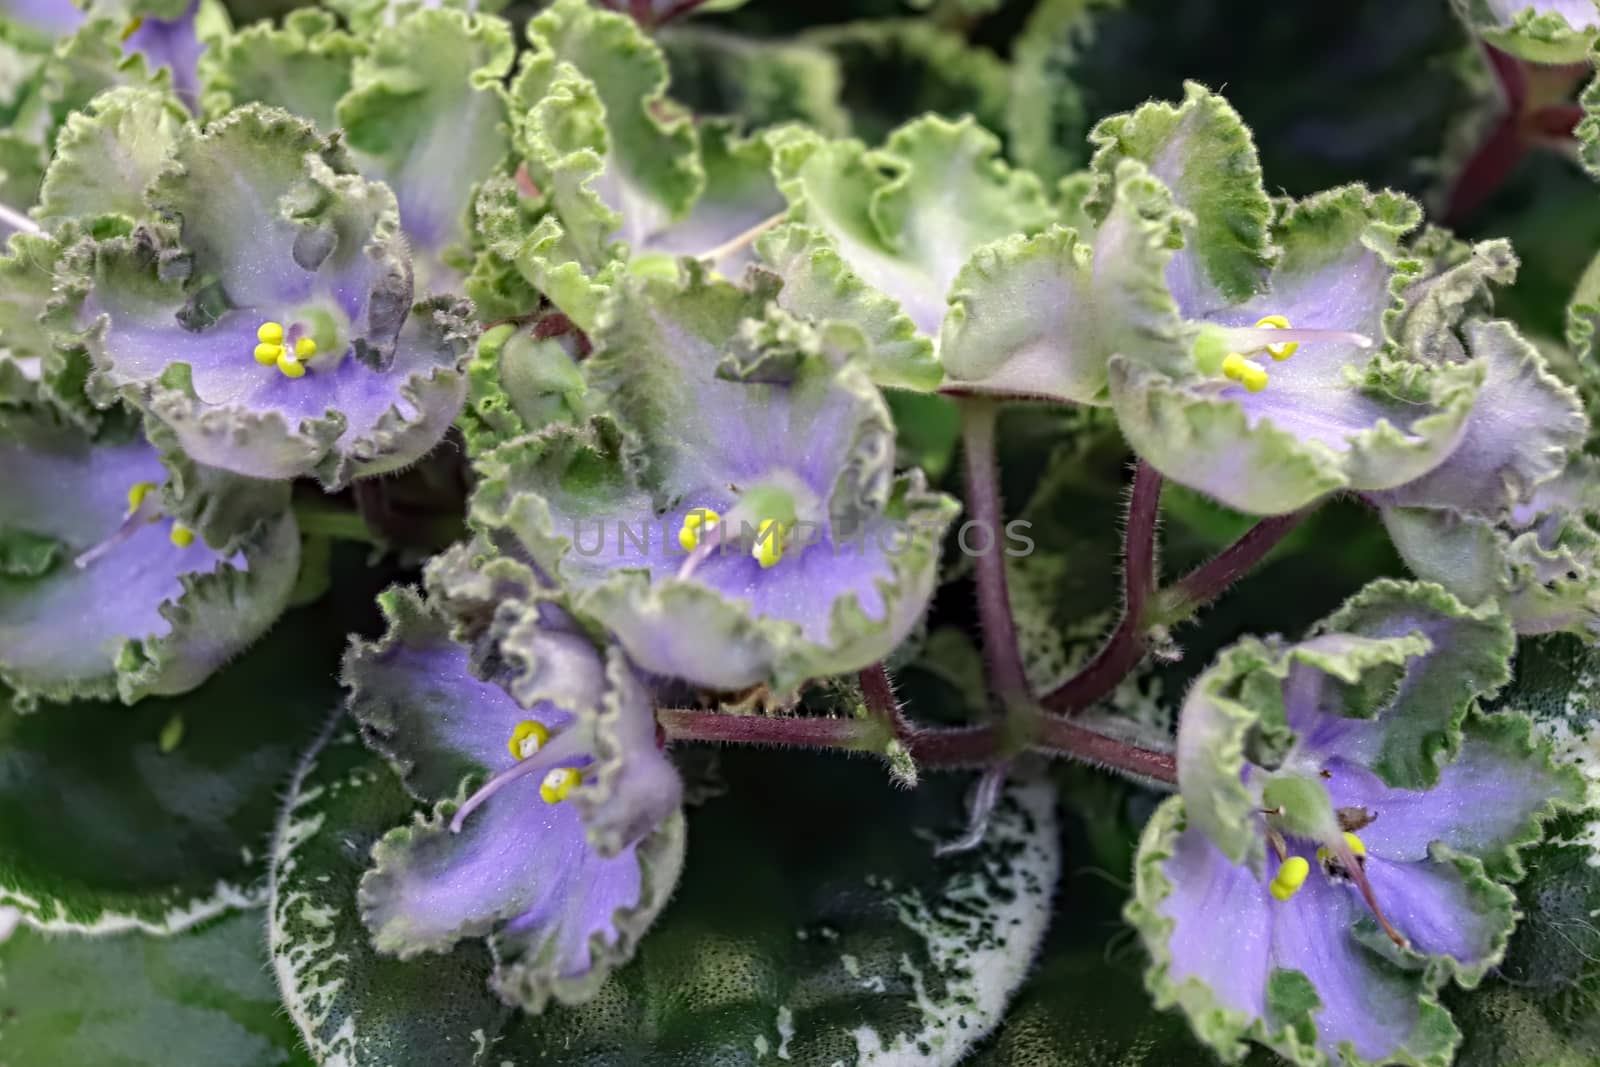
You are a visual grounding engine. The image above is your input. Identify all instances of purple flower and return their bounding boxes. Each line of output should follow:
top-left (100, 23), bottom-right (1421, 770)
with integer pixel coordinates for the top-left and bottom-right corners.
top-left (466, 265), bottom-right (958, 694)
top-left (1129, 581), bottom-right (1580, 1065)
top-left (63, 106), bottom-right (472, 487)
top-left (0, 404), bottom-right (298, 706)
top-left (343, 587), bottom-right (684, 1010)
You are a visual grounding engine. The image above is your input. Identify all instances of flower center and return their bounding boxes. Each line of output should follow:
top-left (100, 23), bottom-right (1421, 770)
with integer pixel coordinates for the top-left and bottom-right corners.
top-left (73, 480), bottom-right (194, 569)
top-left (251, 310), bottom-right (343, 380)
top-left (1194, 314), bottom-right (1374, 393)
top-left (449, 718), bottom-right (589, 833)
top-left (675, 483), bottom-right (803, 579)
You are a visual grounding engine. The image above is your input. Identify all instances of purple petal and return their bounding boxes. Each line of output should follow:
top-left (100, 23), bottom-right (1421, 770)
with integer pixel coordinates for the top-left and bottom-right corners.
top-left (1157, 824), bottom-right (1272, 1021)
top-left (124, 1), bottom-right (204, 109)
top-left (4, 0), bottom-right (83, 34)
top-left (1362, 855), bottom-right (1503, 966)
top-left (1318, 733), bottom-right (1561, 866)
top-left (345, 591), bottom-right (590, 802)
top-left (1270, 862), bottom-right (1437, 1064)
top-left (0, 425), bottom-right (238, 692)
top-left (360, 770), bottom-right (638, 961)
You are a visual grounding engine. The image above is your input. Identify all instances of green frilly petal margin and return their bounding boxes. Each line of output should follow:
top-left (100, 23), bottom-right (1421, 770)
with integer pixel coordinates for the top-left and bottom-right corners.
top-left (1128, 796), bottom-right (1458, 1067)
top-left (1109, 185), bottom-right (1490, 516)
top-left (1451, 0), bottom-right (1600, 64)
top-left (1132, 701), bottom-right (1580, 1066)
top-left (1087, 80), bottom-right (1276, 307)
top-left (198, 8), bottom-right (366, 133)
top-left (468, 414), bottom-right (958, 694)
top-left (1175, 579), bottom-right (1514, 870)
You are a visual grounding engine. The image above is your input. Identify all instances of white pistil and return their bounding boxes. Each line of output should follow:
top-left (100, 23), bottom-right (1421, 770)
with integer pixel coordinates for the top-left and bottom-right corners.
top-left (1223, 326), bottom-right (1373, 351)
top-left (694, 211), bottom-right (787, 266)
top-left (73, 498), bottom-right (159, 570)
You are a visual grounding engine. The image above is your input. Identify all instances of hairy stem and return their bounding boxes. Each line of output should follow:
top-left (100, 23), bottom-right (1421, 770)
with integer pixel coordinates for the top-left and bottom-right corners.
top-left (1042, 462), bottom-right (1162, 715)
top-left (960, 396), bottom-right (1032, 708)
top-left (656, 707), bottom-right (1178, 784)
top-left (858, 663), bottom-right (911, 738)
top-left (1156, 510), bottom-right (1309, 624)
top-left (292, 500), bottom-right (385, 546)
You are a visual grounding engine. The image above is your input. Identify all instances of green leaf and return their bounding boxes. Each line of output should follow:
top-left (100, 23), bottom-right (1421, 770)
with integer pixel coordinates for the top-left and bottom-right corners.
top-left (273, 738), bottom-right (1060, 1065)
top-left (1007, 0), bottom-right (1123, 184)
top-left (0, 547), bottom-right (384, 934)
top-left (1451, 634), bottom-right (1600, 1064)
top-left (0, 908), bottom-right (312, 1066)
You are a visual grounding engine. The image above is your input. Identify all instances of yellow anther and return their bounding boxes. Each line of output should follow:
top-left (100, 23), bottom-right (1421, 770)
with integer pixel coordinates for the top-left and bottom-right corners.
top-left (539, 766), bottom-right (582, 804)
top-left (1269, 855), bottom-right (1311, 902)
top-left (169, 523), bottom-right (195, 548)
top-left (276, 351), bottom-right (307, 379)
top-left (752, 518), bottom-right (785, 569)
top-left (254, 342), bottom-right (284, 366)
top-left (1343, 831), bottom-right (1367, 858)
top-left (507, 720), bottom-right (551, 761)
top-left (295, 336), bottom-right (318, 360)
top-left (257, 322), bottom-right (285, 345)
top-left (126, 481), bottom-right (157, 515)
top-left (119, 15), bottom-right (143, 41)
top-left (1221, 353), bottom-right (1269, 393)
top-left (1255, 315), bottom-right (1298, 361)
top-left (677, 507), bottom-right (721, 553)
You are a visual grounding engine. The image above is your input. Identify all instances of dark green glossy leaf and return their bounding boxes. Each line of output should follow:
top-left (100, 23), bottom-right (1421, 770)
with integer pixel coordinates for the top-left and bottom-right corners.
top-left (0, 908), bottom-right (312, 1067)
top-left (0, 545), bottom-right (385, 933)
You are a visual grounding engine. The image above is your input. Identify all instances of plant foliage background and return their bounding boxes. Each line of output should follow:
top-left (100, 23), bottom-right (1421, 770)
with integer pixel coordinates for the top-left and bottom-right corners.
top-left (2, 0), bottom-right (1600, 1065)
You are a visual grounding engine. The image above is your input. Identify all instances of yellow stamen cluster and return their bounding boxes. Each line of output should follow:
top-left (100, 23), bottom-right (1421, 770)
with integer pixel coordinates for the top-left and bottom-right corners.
top-left (677, 507), bottom-right (721, 553)
top-left (1220, 315), bottom-right (1299, 393)
top-left (126, 481), bottom-right (157, 516)
top-left (540, 766), bottom-right (582, 804)
top-left (1316, 831), bottom-right (1368, 866)
top-left (253, 322), bottom-right (316, 379)
top-left (1221, 353), bottom-right (1268, 393)
top-left (1256, 314), bottom-right (1298, 361)
top-left (169, 523), bottom-right (195, 548)
top-left (507, 720), bottom-right (550, 761)
top-left (752, 518), bottom-right (786, 569)
top-left (1269, 855), bottom-right (1311, 902)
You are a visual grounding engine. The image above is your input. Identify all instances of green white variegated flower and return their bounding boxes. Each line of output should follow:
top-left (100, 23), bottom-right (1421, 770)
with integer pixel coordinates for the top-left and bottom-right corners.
top-left (761, 111), bottom-right (1052, 392)
top-left (1451, 0), bottom-right (1600, 64)
top-left (1384, 456), bottom-right (1600, 638)
top-left (344, 586), bottom-right (684, 1011)
top-left (0, 402), bottom-right (297, 707)
top-left (1130, 580), bottom-right (1580, 1066)
top-left (466, 264), bottom-right (958, 694)
top-left (202, 7), bottom-right (514, 293)
top-left (58, 105), bottom-right (473, 487)
top-left (1088, 84), bottom-right (1571, 517)
top-left (474, 0), bottom-right (789, 344)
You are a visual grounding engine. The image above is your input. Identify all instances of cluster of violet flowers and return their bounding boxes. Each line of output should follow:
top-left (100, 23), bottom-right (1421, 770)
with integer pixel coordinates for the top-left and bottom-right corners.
top-left (1, 0), bottom-right (1598, 1064)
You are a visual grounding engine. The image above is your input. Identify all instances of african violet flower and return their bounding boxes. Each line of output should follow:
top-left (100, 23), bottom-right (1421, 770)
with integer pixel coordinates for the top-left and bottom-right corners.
top-left (1128, 580), bottom-right (1580, 1065)
top-left (1384, 455), bottom-right (1600, 638)
top-left (1084, 84), bottom-right (1575, 517)
top-left (466, 264), bottom-right (958, 694)
top-left (59, 104), bottom-right (473, 486)
top-left (344, 585), bottom-right (684, 1009)
top-left (202, 6), bottom-right (513, 293)
top-left (1451, 0), bottom-right (1600, 63)
top-left (759, 109), bottom-right (1055, 392)
top-left (474, 0), bottom-right (795, 346)
top-left (0, 400), bottom-right (298, 706)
